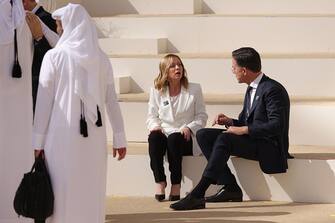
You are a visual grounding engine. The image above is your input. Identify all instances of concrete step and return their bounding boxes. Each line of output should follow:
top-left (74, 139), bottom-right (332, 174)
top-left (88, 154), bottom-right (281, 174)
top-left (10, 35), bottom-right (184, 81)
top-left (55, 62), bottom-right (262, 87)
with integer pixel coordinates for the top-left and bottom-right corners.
top-left (94, 16), bottom-right (335, 53)
top-left (105, 94), bottom-right (335, 146)
top-left (106, 143), bottom-right (335, 203)
top-left (83, 0), bottom-right (201, 16)
top-left (109, 55), bottom-right (335, 96)
top-left (117, 93), bottom-right (335, 104)
top-left (108, 142), bottom-right (335, 159)
top-left (202, 0), bottom-right (335, 15)
top-left (99, 38), bottom-right (167, 55)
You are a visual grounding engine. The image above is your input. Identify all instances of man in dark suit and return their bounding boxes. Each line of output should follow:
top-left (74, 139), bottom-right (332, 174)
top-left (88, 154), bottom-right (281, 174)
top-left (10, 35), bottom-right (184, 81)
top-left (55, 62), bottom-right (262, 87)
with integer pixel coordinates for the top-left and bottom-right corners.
top-left (23, 0), bottom-right (57, 113)
top-left (170, 47), bottom-right (291, 210)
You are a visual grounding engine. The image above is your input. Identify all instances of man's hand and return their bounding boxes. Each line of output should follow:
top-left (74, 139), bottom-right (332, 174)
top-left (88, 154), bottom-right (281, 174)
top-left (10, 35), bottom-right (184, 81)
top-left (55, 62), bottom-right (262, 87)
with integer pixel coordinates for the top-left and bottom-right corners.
top-left (212, 113), bottom-right (233, 126)
top-left (226, 126), bottom-right (248, 135)
top-left (180, 127), bottom-right (191, 141)
top-left (34, 149), bottom-right (44, 159)
top-left (26, 12), bottom-right (43, 40)
top-left (113, 147), bottom-right (126, 161)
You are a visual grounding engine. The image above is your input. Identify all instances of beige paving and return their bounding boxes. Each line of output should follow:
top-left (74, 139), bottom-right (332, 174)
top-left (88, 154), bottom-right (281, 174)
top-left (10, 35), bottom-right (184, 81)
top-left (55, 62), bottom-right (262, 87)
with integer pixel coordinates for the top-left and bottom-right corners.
top-left (105, 197), bottom-right (335, 223)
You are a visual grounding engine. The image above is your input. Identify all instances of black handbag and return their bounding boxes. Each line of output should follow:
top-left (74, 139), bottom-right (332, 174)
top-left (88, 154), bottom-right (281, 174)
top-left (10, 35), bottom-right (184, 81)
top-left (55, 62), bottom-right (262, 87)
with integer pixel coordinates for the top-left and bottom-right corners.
top-left (13, 154), bottom-right (54, 220)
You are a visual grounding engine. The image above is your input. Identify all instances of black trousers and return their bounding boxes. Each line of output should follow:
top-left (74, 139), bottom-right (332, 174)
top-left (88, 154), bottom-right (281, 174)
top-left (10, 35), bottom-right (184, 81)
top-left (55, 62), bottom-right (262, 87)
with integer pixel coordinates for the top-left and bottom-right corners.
top-left (34, 220), bottom-right (45, 223)
top-left (196, 128), bottom-right (258, 185)
top-left (32, 75), bottom-right (39, 115)
top-left (148, 131), bottom-right (192, 185)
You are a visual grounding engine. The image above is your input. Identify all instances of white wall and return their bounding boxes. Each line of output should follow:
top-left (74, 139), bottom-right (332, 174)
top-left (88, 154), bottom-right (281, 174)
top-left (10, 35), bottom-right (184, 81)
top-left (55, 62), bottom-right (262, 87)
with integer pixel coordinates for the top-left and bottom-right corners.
top-left (38, 0), bottom-right (82, 12)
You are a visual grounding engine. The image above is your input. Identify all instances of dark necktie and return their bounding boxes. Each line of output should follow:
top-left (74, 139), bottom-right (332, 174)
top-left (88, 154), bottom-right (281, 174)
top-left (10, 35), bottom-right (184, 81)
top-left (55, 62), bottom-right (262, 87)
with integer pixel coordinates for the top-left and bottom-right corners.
top-left (245, 86), bottom-right (253, 118)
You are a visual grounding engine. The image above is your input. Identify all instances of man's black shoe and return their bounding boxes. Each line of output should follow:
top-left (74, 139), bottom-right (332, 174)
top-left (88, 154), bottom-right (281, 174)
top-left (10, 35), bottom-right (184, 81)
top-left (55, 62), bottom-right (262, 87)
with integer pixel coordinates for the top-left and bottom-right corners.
top-left (205, 186), bottom-right (243, 202)
top-left (170, 194), bottom-right (205, 210)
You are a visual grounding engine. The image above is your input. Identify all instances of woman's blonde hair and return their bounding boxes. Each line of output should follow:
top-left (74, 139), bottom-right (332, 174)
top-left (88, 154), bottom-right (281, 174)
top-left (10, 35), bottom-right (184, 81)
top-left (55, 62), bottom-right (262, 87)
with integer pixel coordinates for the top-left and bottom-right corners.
top-left (154, 54), bottom-right (189, 92)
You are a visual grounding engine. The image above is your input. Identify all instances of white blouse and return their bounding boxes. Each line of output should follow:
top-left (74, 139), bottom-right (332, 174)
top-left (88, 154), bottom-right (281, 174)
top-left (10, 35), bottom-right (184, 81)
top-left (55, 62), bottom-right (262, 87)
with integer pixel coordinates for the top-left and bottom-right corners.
top-left (146, 83), bottom-right (208, 155)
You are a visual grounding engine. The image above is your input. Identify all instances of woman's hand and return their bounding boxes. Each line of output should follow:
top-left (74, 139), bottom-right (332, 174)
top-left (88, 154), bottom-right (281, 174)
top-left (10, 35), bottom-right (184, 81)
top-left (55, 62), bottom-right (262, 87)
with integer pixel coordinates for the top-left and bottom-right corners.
top-left (113, 147), bottom-right (126, 161)
top-left (180, 127), bottom-right (191, 141)
top-left (150, 127), bottom-right (162, 133)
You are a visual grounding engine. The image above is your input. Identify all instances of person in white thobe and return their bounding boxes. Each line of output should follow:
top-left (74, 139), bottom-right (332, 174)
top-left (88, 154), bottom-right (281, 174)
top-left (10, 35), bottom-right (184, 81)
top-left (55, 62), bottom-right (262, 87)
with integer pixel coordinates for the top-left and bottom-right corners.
top-left (32, 3), bottom-right (127, 223)
top-left (0, 0), bottom-right (33, 222)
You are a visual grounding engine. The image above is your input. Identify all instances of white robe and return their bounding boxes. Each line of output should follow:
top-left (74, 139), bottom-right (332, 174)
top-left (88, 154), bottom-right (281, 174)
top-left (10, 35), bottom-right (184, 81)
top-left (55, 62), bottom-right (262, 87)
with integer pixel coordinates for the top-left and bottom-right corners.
top-left (39, 18), bottom-right (59, 47)
top-left (33, 48), bottom-right (126, 223)
top-left (0, 21), bottom-right (34, 223)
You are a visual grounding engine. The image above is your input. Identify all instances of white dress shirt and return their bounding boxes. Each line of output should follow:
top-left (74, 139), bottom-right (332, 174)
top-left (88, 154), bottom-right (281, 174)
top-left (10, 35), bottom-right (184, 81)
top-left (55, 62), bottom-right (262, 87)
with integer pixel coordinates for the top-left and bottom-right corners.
top-left (249, 73), bottom-right (264, 107)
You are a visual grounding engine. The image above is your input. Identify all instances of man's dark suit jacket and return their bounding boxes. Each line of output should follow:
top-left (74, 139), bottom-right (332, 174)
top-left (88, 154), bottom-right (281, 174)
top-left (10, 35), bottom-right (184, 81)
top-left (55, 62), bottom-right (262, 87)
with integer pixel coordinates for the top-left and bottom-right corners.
top-left (32, 6), bottom-right (57, 111)
top-left (233, 75), bottom-right (290, 174)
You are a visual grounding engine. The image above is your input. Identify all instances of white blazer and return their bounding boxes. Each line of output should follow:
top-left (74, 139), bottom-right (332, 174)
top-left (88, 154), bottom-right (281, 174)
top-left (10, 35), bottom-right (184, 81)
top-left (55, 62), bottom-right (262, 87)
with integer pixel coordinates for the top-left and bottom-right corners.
top-left (146, 82), bottom-right (208, 155)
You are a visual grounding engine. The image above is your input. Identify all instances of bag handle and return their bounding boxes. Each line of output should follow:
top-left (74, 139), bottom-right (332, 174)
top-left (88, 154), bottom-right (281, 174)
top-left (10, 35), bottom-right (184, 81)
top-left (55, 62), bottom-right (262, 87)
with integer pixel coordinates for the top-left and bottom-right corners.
top-left (30, 153), bottom-right (46, 173)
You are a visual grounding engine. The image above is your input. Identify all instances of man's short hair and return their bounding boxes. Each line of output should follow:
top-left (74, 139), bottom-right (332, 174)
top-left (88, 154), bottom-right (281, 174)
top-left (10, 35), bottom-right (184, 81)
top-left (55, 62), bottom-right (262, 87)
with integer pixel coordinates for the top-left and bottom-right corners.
top-left (232, 47), bottom-right (261, 72)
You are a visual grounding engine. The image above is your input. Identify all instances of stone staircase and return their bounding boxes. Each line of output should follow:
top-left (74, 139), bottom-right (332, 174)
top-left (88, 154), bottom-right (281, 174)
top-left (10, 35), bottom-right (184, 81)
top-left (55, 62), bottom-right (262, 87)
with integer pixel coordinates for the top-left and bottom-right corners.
top-left (80, 0), bottom-right (335, 202)
top-left (105, 94), bottom-right (335, 147)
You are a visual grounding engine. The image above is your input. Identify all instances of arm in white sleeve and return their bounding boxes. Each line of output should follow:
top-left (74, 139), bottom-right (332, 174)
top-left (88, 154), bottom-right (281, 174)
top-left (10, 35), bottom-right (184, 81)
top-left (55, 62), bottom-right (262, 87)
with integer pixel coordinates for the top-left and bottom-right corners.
top-left (32, 52), bottom-right (55, 149)
top-left (105, 67), bottom-right (127, 149)
top-left (146, 87), bottom-right (161, 130)
top-left (39, 17), bottom-right (59, 47)
top-left (186, 85), bottom-right (208, 133)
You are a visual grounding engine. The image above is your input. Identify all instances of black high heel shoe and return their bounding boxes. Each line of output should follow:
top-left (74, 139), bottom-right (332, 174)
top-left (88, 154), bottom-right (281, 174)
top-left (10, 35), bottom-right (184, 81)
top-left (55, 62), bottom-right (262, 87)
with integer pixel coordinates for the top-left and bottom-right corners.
top-left (169, 195), bottom-right (180, 201)
top-left (155, 194), bottom-right (165, 202)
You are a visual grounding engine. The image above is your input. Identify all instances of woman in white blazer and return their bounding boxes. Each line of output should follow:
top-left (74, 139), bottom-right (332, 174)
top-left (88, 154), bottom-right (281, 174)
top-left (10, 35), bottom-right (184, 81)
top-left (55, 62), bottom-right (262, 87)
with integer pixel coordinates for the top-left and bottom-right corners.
top-left (146, 54), bottom-right (208, 202)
